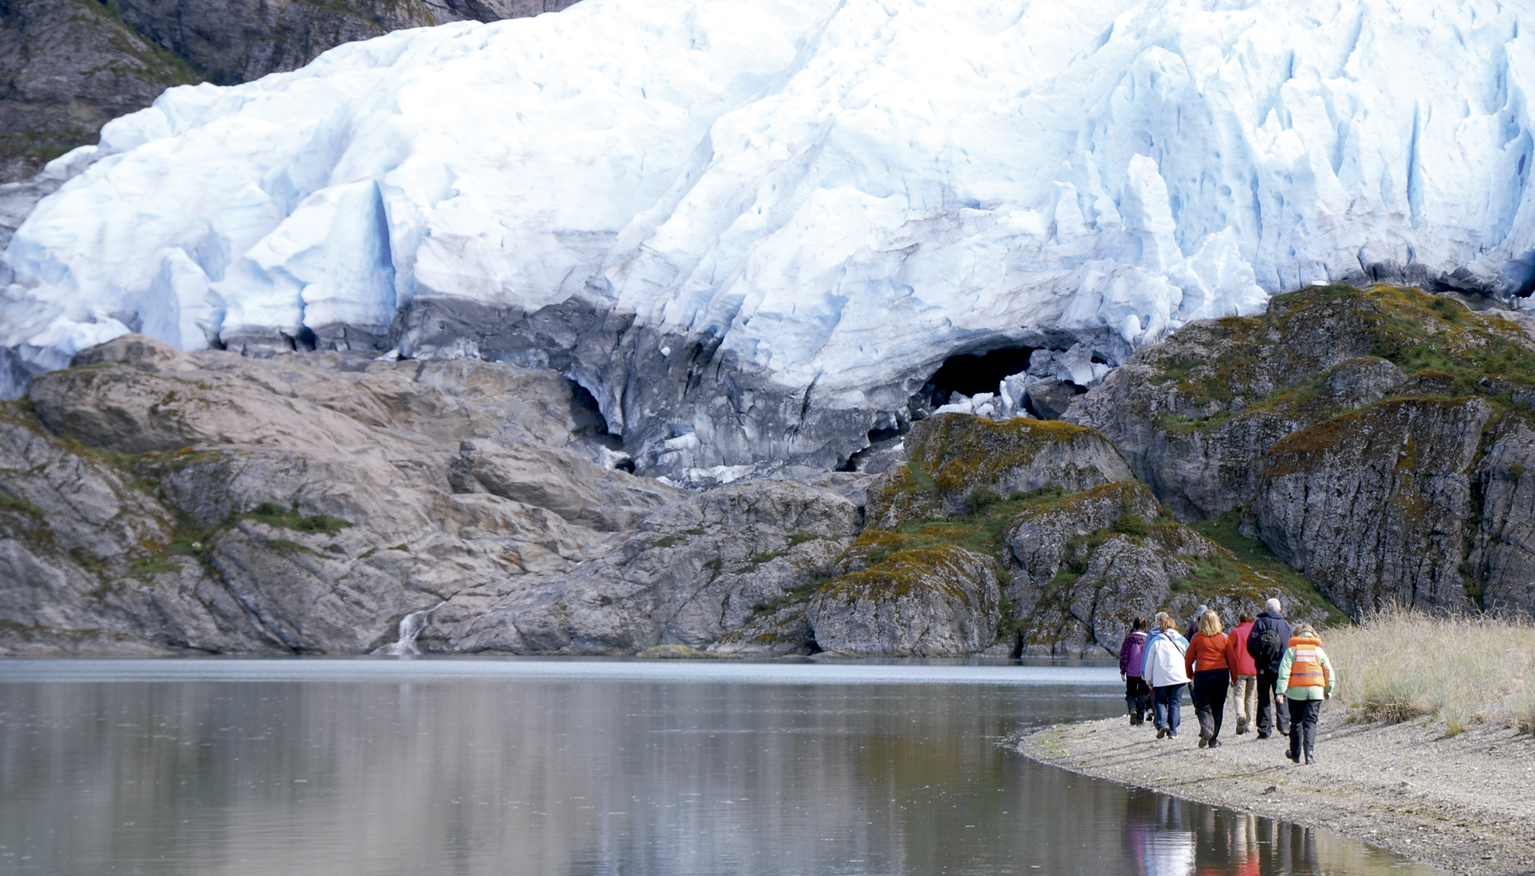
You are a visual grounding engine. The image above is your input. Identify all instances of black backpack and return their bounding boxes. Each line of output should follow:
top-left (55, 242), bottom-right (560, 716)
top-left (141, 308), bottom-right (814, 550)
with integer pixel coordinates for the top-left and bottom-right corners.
top-left (1250, 625), bottom-right (1286, 667)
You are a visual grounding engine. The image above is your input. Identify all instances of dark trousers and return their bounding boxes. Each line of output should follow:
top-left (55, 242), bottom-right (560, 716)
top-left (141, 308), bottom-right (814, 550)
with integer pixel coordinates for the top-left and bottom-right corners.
top-left (1152, 684), bottom-right (1184, 735)
top-left (1256, 668), bottom-right (1291, 735)
top-left (1191, 668), bottom-right (1230, 742)
top-left (1287, 697), bottom-right (1322, 759)
top-left (1125, 676), bottom-right (1150, 723)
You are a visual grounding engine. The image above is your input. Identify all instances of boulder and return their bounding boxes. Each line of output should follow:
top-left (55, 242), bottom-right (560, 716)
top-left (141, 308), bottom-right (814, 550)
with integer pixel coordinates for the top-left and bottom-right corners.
top-left (806, 546), bottom-right (1000, 656)
top-left (707, 605), bottom-right (817, 656)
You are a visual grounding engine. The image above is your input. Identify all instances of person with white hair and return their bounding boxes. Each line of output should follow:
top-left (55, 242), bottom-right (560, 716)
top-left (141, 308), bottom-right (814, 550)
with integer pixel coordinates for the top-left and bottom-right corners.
top-left (1246, 598), bottom-right (1294, 739)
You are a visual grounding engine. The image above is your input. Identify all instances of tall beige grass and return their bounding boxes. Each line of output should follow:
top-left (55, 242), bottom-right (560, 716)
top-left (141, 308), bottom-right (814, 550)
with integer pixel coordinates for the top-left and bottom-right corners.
top-left (1324, 605), bottom-right (1535, 734)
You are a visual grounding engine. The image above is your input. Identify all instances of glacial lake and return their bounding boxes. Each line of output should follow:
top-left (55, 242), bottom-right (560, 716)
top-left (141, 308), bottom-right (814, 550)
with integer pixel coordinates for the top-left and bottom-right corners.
top-left (0, 659), bottom-right (1436, 876)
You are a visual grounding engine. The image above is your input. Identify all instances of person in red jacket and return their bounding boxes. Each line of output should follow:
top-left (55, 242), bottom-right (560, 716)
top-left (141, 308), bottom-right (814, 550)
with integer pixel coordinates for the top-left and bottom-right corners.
top-left (1225, 610), bottom-right (1258, 735)
top-left (1183, 609), bottom-right (1230, 748)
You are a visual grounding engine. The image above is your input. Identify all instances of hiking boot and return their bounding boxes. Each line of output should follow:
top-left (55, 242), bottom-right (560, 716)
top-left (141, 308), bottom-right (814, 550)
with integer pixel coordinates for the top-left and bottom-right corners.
top-left (1156, 727), bottom-right (1167, 739)
top-left (1198, 738), bottom-right (1207, 748)
top-left (1255, 731), bottom-right (1271, 739)
top-left (1208, 739), bottom-right (1222, 748)
top-left (1305, 751), bottom-right (1317, 765)
top-left (1285, 749), bottom-right (1299, 764)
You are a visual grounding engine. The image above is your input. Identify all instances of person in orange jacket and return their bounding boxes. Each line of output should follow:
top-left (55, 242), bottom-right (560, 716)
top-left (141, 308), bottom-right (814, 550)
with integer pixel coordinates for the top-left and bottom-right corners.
top-left (1183, 609), bottom-right (1230, 748)
top-left (1276, 623), bottom-right (1337, 765)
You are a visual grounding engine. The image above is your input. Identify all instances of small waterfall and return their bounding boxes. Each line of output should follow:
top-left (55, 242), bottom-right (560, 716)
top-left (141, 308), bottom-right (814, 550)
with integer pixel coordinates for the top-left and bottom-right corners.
top-left (380, 602), bottom-right (445, 656)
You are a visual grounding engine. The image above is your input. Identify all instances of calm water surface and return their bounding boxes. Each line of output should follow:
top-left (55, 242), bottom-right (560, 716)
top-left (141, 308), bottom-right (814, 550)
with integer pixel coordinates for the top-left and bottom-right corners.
top-left (0, 659), bottom-right (1437, 876)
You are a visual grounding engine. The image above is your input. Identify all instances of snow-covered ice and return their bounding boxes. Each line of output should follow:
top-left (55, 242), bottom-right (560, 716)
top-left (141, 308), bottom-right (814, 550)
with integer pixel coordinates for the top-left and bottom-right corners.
top-left (1, 0), bottom-right (1532, 472)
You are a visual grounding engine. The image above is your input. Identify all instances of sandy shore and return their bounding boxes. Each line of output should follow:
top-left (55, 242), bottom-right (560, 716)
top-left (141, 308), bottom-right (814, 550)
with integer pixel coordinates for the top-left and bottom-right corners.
top-left (1017, 709), bottom-right (1535, 875)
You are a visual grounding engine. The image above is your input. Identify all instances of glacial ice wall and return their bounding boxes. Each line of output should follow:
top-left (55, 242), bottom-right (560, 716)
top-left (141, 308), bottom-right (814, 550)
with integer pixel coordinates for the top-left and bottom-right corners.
top-left (2, 0), bottom-right (1533, 475)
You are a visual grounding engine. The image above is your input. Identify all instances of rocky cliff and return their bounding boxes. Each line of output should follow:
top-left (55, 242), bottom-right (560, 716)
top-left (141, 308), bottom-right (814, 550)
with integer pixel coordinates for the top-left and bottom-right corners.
top-left (1072, 283), bottom-right (1535, 619)
top-left (5, 282), bottom-right (1532, 657)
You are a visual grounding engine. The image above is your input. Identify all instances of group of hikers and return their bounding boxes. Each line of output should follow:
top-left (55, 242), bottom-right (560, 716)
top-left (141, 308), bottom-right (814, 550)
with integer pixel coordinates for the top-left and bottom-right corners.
top-left (1117, 598), bottom-right (1336, 765)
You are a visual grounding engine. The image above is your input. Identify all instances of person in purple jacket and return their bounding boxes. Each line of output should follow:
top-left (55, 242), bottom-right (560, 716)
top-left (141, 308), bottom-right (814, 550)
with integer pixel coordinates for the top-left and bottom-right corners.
top-left (1119, 616), bottom-right (1151, 725)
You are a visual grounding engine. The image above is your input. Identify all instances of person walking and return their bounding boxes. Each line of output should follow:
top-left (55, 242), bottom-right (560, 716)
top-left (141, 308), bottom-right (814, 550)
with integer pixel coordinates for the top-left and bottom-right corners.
top-left (1276, 623), bottom-right (1336, 765)
top-left (1225, 610), bottom-right (1258, 735)
top-left (1183, 609), bottom-right (1230, 748)
top-left (1246, 598), bottom-right (1293, 739)
top-left (1186, 604), bottom-right (1208, 639)
top-left (1119, 617), bottom-right (1151, 726)
top-left (1141, 612), bottom-right (1191, 739)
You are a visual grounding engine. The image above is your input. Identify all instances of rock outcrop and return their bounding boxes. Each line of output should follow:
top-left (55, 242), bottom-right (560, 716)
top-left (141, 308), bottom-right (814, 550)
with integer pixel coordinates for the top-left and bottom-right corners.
top-left (1074, 284), bottom-right (1535, 619)
top-left (806, 546), bottom-right (999, 657)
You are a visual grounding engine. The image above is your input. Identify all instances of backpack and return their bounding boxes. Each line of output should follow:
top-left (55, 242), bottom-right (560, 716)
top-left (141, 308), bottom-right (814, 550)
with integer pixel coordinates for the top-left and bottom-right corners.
top-left (1250, 625), bottom-right (1286, 667)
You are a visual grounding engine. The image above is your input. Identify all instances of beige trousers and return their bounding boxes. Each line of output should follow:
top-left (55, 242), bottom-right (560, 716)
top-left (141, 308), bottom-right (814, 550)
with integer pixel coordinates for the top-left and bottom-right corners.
top-left (1231, 674), bottom-right (1258, 731)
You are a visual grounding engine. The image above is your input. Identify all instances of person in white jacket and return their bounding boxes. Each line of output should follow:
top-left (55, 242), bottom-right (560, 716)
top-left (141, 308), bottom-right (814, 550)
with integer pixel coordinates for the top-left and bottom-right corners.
top-left (1140, 612), bottom-right (1192, 739)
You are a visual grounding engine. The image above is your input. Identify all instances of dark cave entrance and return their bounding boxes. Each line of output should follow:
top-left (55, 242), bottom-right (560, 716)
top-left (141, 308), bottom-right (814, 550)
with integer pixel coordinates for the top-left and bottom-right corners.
top-left (568, 380), bottom-right (634, 472)
top-left (924, 346), bottom-right (1036, 407)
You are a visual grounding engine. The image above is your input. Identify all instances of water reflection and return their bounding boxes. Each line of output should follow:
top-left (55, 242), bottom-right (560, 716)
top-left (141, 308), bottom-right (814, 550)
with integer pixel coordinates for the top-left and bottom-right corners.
top-left (1123, 789), bottom-right (1418, 876)
top-left (0, 661), bottom-right (1437, 876)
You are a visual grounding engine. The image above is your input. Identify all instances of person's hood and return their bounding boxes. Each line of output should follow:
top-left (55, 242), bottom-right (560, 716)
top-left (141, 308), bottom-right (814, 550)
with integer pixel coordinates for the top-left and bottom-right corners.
top-left (1127, 631), bottom-right (1147, 644)
top-left (1257, 609), bottom-right (1286, 621)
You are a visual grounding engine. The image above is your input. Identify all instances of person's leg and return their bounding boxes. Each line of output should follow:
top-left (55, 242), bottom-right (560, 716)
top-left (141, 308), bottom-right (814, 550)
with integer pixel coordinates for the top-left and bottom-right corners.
top-left (1300, 700), bottom-right (1321, 762)
top-left (1167, 684), bottom-right (1183, 737)
top-left (1208, 671), bottom-right (1229, 743)
top-left (1255, 670), bottom-right (1277, 737)
top-left (1133, 678), bottom-right (1151, 724)
top-left (1152, 685), bottom-right (1169, 734)
top-left (1126, 677), bottom-right (1139, 723)
top-left (1191, 675), bottom-right (1212, 744)
top-left (1276, 688), bottom-right (1292, 735)
top-left (1240, 675), bottom-right (1257, 733)
top-left (1285, 697), bottom-right (1303, 762)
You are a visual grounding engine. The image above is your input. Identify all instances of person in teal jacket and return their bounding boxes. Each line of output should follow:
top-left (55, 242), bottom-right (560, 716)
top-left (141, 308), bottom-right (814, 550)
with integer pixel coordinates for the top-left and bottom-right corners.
top-left (1275, 623), bottom-right (1336, 765)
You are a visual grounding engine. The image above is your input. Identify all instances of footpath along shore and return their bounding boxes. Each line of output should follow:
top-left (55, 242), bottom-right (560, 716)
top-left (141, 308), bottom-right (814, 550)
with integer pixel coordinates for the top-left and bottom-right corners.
top-left (1018, 711), bottom-right (1535, 875)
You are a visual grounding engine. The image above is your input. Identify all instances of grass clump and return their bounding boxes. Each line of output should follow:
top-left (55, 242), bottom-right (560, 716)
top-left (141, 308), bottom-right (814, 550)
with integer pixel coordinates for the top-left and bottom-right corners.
top-left (1328, 605), bottom-right (1535, 732)
top-left (240, 502), bottom-right (351, 535)
top-left (752, 576), bottom-right (833, 616)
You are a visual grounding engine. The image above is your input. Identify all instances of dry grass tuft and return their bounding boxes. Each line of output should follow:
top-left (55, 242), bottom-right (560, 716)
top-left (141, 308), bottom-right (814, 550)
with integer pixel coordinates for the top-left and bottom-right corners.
top-left (1326, 605), bottom-right (1535, 732)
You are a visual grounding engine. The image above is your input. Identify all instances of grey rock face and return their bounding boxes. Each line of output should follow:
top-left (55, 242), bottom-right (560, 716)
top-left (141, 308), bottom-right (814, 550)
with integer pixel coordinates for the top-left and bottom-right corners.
top-left (1003, 482), bottom-right (1162, 592)
top-left (450, 439), bottom-right (674, 532)
top-left (446, 479), bottom-right (856, 653)
top-left (0, 0), bottom-right (195, 183)
top-left (806, 545), bottom-right (999, 657)
top-left (1250, 397), bottom-right (1491, 617)
top-left (706, 605), bottom-right (816, 656)
top-left (1467, 417), bottom-right (1535, 614)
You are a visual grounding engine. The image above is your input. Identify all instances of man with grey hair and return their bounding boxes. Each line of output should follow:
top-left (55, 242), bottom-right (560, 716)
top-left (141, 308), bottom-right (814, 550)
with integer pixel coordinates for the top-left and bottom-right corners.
top-left (1246, 597), bottom-right (1293, 739)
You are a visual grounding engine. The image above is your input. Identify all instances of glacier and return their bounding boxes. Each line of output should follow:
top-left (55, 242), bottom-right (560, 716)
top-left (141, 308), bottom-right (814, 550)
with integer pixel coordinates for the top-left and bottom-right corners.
top-left (1, 0), bottom-right (1533, 476)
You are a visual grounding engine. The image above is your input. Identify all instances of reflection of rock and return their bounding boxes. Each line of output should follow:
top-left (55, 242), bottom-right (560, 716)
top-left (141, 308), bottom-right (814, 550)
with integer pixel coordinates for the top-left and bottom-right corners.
top-left (806, 546), bottom-right (999, 657)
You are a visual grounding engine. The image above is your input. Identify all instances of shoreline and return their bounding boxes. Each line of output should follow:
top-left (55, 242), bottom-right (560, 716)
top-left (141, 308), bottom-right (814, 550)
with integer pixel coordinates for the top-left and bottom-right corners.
top-left (1017, 710), bottom-right (1535, 876)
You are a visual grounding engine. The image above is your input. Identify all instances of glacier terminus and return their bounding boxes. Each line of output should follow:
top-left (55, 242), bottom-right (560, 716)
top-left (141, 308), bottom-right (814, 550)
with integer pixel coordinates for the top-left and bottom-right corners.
top-left (1, 0), bottom-right (1532, 478)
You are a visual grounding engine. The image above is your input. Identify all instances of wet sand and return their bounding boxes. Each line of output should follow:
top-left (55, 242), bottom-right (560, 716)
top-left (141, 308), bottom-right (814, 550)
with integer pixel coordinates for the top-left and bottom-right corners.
top-left (1017, 709), bottom-right (1535, 875)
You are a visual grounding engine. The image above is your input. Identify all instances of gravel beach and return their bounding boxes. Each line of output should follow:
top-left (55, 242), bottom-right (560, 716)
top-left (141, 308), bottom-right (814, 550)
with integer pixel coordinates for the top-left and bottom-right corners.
top-left (1017, 710), bottom-right (1535, 875)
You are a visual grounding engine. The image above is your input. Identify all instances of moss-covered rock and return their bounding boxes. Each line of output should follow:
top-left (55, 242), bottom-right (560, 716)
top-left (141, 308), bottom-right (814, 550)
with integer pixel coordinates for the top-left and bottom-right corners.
top-left (864, 413), bottom-right (1133, 528)
top-left (806, 545), bottom-right (1000, 656)
top-left (707, 605), bottom-right (816, 656)
top-left (1003, 482), bottom-right (1162, 591)
top-left (1071, 284), bottom-right (1535, 519)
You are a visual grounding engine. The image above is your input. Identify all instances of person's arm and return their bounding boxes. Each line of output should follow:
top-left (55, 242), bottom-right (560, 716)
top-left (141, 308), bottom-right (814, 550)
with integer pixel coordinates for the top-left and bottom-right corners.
top-left (1184, 637), bottom-right (1198, 677)
top-left (1319, 648), bottom-right (1336, 697)
top-left (1275, 647), bottom-right (1295, 692)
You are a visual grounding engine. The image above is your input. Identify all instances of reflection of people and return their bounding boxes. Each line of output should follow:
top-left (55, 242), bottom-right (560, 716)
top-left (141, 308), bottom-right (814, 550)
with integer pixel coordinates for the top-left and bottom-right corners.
top-left (1246, 598), bottom-right (1293, 740)
top-left (1141, 612), bottom-right (1190, 740)
top-left (1119, 617), bottom-right (1151, 726)
top-left (1277, 623), bottom-right (1336, 765)
top-left (1183, 610), bottom-right (1229, 748)
top-left (1225, 611), bottom-right (1258, 735)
